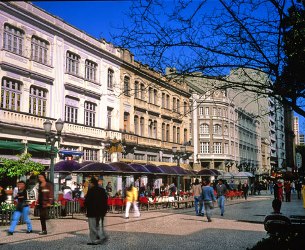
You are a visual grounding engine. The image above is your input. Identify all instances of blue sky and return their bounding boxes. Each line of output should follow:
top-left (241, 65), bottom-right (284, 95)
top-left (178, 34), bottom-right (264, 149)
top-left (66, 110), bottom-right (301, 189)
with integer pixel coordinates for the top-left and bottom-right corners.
top-left (34, 1), bottom-right (132, 42)
top-left (33, 1), bottom-right (305, 134)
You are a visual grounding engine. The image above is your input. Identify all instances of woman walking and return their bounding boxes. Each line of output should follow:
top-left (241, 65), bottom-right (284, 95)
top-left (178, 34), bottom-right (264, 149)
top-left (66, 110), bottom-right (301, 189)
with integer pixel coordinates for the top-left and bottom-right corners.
top-left (124, 183), bottom-right (140, 219)
top-left (37, 174), bottom-right (54, 235)
top-left (7, 181), bottom-right (32, 235)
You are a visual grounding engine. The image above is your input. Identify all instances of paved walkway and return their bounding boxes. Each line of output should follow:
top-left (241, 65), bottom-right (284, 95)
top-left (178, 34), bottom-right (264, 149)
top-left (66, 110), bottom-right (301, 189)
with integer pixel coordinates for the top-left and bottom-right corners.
top-left (1, 193), bottom-right (304, 250)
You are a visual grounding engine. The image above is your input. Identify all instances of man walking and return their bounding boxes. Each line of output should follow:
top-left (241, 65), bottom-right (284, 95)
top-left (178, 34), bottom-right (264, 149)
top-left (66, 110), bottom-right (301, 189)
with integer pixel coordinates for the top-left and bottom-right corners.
top-left (216, 179), bottom-right (227, 216)
top-left (201, 179), bottom-right (216, 222)
top-left (85, 177), bottom-right (108, 245)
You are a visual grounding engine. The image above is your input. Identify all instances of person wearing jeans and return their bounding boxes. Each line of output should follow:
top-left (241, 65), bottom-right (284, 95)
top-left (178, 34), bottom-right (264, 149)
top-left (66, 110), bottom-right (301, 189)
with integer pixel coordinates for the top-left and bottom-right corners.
top-left (216, 179), bottom-right (227, 216)
top-left (201, 179), bottom-right (216, 222)
top-left (192, 179), bottom-right (204, 216)
top-left (8, 181), bottom-right (32, 235)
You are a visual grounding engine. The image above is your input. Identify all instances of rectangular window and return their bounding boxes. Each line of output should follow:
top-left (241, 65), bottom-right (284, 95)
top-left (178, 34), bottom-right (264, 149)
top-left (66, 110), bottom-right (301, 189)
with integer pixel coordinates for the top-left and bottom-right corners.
top-left (134, 81), bottom-right (139, 98)
top-left (65, 97), bottom-right (78, 123)
top-left (213, 142), bottom-right (222, 154)
top-left (135, 154), bottom-right (145, 160)
top-left (199, 107), bottom-right (204, 116)
top-left (162, 123), bottom-right (165, 141)
top-left (140, 117), bottom-right (144, 136)
top-left (31, 36), bottom-right (48, 65)
top-left (205, 107), bottom-right (209, 116)
top-left (65, 106), bottom-right (78, 123)
top-left (1, 78), bottom-right (21, 111)
top-left (162, 93), bottom-right (165, 108)
top-left (173, 97), bottom-right (176, 112)
top-left (84, 102), bottom-right (96, 126)
top-left (66, 51), bottom-right (80, 75)
top-left (134, 116), bottom-right (139, 135)
top-left (107, 107), bottom-right (113, 130)
top-left (124, 76), bottom-right (130, 96)
top-left (177, 127), bottom-right (180, 144)
top-left (140, 84), bottom-right (145, 100)
top-left (147, 155), bottom-right (157, 162)
top-left (29, 86), bottom-right (47, 116)
top-left (166, 95), bottom-right (170, 109)
top-left (3, 24), bottom-right (24, 55)
top-left (200, 142), bottom-right (209, 154)
top-left (83, 148), bottom-right (98, 161)
top-left (85, 60), bottom-right (97, 82)
top-left (107, 69), bottom-right (114, 89)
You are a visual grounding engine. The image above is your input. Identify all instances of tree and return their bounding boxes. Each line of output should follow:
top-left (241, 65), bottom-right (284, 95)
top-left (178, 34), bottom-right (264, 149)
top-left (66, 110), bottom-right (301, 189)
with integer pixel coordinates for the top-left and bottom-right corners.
top-left (114, 0), bottom-right (305, 117)
top-left (0, 153), bottom-right (45, 178)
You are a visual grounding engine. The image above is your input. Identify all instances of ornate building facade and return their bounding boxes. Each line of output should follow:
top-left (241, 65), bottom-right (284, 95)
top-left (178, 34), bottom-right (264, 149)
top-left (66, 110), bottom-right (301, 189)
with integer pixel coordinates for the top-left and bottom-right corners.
top-left (0, 2), bottom-right (192, 171)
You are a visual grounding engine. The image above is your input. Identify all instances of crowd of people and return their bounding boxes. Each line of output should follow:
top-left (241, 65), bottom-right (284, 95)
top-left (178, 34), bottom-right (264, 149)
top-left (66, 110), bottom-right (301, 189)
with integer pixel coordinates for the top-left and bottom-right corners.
top-left (2, 175), bottom-right (305, 245)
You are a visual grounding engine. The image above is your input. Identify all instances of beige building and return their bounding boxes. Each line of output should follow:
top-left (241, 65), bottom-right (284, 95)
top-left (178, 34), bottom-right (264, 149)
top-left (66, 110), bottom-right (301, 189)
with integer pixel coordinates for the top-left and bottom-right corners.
top-left (0, 1), bottom-right (193, 193)
top-left (185, 74), bottom-right (261, 174)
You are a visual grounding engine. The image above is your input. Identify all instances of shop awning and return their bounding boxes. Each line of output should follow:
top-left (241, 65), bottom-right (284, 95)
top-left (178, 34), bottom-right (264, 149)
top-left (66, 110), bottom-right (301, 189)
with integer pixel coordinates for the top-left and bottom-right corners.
top-left (0, 140), bottom-right (25, 151)
top-left (158, 165), bottom-right (179, 175)
top-left (54, 160), bottom-right (81, 172)
top-left (129, 164), bottom-right (150, 173)
top-left (27, 143), bottom-right (53, 153)
top-left (109, 162), bottom-right (137, 173)
top-left (58, 150), bottom-right (84, 156)
top-left (75, 162), bottom-right (118, 172)
top-left (197, 168), bottom-right (218, 176)
top-left (172, 166), bottom-right (188, 175)
top-left (144, 164), bottom-right (164, 174)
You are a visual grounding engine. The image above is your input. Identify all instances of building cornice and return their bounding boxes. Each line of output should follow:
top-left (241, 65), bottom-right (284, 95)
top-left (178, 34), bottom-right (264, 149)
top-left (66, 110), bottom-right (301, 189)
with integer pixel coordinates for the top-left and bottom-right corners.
top-left (64, 83), bottom-right (101, 99)
top-left (0, 62), bottom-right (54, 84)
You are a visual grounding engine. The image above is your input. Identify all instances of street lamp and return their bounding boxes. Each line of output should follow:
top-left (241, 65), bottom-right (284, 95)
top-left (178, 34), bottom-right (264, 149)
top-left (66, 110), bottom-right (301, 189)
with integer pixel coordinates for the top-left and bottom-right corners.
top-left (172, 146), bottom-right (188, 197)
top-left (43, 118), bottom-right (64, 189)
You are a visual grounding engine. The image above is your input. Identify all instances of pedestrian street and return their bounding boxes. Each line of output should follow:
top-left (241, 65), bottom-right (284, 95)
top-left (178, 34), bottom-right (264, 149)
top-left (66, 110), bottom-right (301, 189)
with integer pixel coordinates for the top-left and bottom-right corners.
top-left (1, 194), bottom-right (304, 250)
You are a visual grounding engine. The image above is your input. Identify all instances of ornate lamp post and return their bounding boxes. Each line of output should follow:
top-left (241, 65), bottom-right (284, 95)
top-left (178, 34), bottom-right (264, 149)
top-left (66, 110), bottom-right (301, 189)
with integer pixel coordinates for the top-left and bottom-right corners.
top-left (43, 118), bottom-right (64, 189)
top-left (172, 146), bottom-right (188, 196)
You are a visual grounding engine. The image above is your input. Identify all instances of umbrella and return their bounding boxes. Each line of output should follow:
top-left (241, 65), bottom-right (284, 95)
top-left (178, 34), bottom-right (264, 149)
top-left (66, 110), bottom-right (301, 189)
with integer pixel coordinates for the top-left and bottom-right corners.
top-left (220, 172), bottom-right (234, 178)
top-left (54, 160), bottom-right (81, 172)
top-left (234, 172), bottom-right (254, 178)
top-left (197, 169), bottom-right (218, 176)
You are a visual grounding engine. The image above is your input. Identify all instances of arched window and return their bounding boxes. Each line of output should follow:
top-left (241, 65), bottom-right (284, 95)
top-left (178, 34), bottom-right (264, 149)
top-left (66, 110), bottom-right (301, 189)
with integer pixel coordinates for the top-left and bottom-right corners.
top-left (200, 124), bottom-right (209, 134)
top-left (3, 24), bottom-right (24, 55)
top-left (213, 124), bottom-right (222, 135)
top-left (162, 123), bottom-right (166, 141)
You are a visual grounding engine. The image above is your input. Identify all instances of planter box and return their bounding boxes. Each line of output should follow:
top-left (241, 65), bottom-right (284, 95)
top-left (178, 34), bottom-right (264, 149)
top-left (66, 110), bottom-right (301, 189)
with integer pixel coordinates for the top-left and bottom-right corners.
top-left (0, 210), bottom-right (25, 226)
top-left (34, 206), bottom-right (62, 219)
top-left (0, 210), bottom-right (13, 226)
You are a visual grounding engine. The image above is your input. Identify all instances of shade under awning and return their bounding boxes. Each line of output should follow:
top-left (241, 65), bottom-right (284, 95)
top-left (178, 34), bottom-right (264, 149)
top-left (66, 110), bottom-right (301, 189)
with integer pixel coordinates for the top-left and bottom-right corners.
top-left (54, 160), bottom-right (81, 172)
top-left (129, 164), bottom-right (150, 173)
top-left (75, 162), bottom-right (118, 172)
top-left (109, 162), bottom-right (137, 173)
top-left (144, 164), bottom-right (164, 174)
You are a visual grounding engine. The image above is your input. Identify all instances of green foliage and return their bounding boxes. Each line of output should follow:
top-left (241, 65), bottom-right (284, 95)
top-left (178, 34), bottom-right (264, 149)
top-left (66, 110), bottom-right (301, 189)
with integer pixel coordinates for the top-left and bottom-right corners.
top-left (0, 153), bottom-right (45, 178)
top-left (0, 202), bottom-right (16, 212)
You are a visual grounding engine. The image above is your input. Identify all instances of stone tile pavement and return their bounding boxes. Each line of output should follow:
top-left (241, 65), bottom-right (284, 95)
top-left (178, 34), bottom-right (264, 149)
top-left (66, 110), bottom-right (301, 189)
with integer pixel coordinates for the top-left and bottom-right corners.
top-left (0, 193), bottom-right (304, 250)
